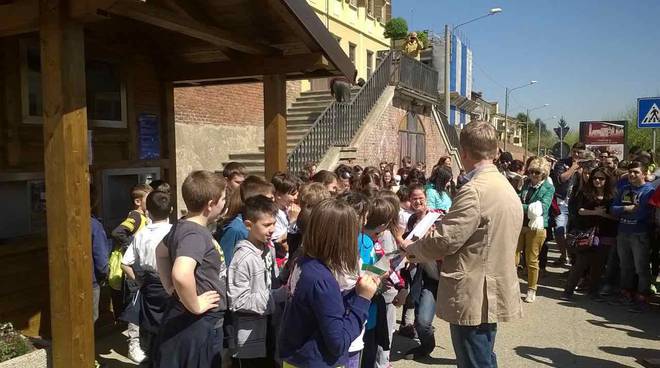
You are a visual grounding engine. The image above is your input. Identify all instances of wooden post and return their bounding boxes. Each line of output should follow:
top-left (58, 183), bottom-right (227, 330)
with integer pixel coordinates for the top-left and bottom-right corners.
top-left (40, 1), bottom-right (94, 367)
top-left (163, 82), bottom-right (178, 219)
top-left (263, 74), bottom-right (287, 178)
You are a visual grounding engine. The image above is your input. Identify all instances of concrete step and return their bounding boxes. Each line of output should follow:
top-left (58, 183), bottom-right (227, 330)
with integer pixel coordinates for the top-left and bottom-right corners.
top-left (290, 100), bottom-right (333, 108)
top-left (288, 106), bottom-right (329, 114)
top-left (287, 115), bottom-right (318, 123)
top-left (227, 152), bottom-right (265, 161)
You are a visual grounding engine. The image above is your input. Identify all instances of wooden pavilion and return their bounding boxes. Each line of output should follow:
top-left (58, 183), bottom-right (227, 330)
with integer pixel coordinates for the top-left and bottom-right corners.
top-left (0, 0), bottom-right (354, 366)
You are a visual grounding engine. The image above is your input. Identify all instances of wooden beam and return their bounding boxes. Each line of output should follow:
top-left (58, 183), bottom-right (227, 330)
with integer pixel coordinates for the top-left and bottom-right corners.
top-left (0, 0), bottom-right (38, 37)
top-left (39, 1), bottom-right (94, 366)
top-left (166, 52), bottom-right (329, 83)
top-left (106, 1), bottom-right (275, 55)
top-left (263, 74), bottom-right (287, 178)
top-left (163, 82), bottom-right (178, 220)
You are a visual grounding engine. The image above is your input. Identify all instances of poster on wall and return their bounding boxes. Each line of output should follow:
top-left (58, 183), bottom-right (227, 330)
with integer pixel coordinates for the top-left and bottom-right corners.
top-left (138, 113), bottom-right (160, 160)
top-left (579, 121), bottom-right (626, 160)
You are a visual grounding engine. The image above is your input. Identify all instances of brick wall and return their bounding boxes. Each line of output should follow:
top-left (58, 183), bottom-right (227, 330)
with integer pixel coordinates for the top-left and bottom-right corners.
top-left (352, 96), bottom-right (452, 177)
top-left (174, 81), bottom-right (301, 126)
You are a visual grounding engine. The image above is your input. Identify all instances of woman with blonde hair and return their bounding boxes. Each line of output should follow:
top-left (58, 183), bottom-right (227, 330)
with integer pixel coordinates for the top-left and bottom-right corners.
top-left (517, 156), bottom-right (555, 303)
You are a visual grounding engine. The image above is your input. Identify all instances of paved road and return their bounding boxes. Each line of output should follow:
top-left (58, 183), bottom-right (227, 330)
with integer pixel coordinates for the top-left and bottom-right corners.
top-left (390, 251), bottom-right (660, 368)
top-left (96, 250), bottom-right (660, 368)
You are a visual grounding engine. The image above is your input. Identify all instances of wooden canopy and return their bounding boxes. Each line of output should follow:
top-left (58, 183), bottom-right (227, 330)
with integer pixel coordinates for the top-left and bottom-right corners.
top-left (0, 0), bottom-right (356, 84)
top-left (1, 1), bottom-right (356, 366)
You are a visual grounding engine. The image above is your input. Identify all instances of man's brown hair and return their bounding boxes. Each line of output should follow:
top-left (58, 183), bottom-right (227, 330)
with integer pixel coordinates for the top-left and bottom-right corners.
top-left (459, 121), bottom-right (498, 160)
top-left (131, 184), bottom-right (152, 201)
top-left (222, 162), bottom-right (247, 180)
top-left (299, 182), bottom-right (331, 209)
top-left (224, 175), bottom-right (274, 220)
top-left (303, 199), bottom-right (359, 274)
top-left (181, 170), bottom-right (226, 213)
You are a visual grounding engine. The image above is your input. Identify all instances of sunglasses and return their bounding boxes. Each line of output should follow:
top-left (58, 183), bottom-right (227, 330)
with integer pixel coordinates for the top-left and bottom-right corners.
top-left (592, 176), bottom-right (606, 181)
top-left (529, 170), bottom-right (543, 176)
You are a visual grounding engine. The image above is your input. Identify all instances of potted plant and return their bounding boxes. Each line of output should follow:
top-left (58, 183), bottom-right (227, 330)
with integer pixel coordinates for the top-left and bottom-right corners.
top-left (384, 17), bottom-right (408, 49)
top-left (0, 323), bottom-right (49, 368)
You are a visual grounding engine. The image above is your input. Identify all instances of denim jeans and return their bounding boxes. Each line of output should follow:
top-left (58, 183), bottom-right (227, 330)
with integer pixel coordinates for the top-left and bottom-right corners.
top-left (450, 323), bottom-right (498, 368)
top-left (414, 286), bottom-right (437, 355)
top-left (617, 232), bottom-right (652, 294)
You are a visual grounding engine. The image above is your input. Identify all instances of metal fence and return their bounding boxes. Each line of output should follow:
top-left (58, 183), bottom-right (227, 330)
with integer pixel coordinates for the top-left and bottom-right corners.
top-left (287, 51), bottom-right (394, 174)
top-left (397, 53), bottom-right (439, 99)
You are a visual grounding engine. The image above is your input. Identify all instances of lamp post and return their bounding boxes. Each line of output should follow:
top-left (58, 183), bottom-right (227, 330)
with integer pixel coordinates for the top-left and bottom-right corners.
top-left (503, 80), bottom-right (537, 151)
top-left (538, 115), bottom-right (558, 156)
top-left (444, 8), bottom-right (502, 125)
top-left (525, 103), bottom-right (549, 159)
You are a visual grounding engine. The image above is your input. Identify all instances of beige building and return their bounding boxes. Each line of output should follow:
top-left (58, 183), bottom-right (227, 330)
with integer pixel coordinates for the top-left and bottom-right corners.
top-left (304, 0), bottom-right (391, 90)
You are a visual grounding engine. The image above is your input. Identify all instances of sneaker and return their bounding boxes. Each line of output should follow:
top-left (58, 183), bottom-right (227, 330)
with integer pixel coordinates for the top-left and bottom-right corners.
top-left (650, 284), bottom-right (658, 295)
top-left (404, 347), bottom-right (430, 361)
top-left (524, 289), bottom-right (536, 303)
top-left (397, 324), bottom-right (417, 339)
top-left (560, 291), bottom-right (574, 301)
top-left (128, 343), bottom-right (146, 364)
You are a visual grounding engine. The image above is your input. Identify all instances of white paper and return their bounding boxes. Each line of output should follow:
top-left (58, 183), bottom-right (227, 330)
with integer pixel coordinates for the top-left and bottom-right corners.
top-left (405, 211), bottom-right (441, 240)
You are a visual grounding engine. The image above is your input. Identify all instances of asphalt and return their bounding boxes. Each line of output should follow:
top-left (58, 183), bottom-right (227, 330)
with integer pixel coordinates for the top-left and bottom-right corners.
top-left (95, 249), bottom-right (660, 368)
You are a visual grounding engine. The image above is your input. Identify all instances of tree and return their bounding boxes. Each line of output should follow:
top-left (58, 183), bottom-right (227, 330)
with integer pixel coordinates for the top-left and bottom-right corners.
top-left (516, 112), bottom-right (528, 123)
top-left (413, 30), bottom-right (429, 48)
top-left (620, 105), bottom-right (655, 154)
top-left (384, 17), bottom-right (408, 40)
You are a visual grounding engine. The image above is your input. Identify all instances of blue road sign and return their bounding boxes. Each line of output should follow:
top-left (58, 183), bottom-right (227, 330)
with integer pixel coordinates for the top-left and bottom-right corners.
top-left (638, 97), bottom-right (660, 128)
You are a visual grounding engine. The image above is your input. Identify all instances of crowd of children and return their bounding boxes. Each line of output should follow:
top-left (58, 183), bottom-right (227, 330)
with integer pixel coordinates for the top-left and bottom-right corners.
top-left (89, 140), bottom-right (658, 368)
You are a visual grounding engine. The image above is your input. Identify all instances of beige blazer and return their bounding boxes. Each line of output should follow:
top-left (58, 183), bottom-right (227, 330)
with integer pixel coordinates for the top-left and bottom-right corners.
top-left (407, 163), bottom-right (523, 326)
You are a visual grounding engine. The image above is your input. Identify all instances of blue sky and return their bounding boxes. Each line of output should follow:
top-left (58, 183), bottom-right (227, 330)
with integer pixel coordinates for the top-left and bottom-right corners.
top-left (394, 0), bottom-right (660, 128)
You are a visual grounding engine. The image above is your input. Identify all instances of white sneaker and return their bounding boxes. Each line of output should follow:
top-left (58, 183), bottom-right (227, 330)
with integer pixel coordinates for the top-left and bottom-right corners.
top-left (128, 343), bottom-right (146, 364)
top-left (525, 289), bottom-right (536, 303)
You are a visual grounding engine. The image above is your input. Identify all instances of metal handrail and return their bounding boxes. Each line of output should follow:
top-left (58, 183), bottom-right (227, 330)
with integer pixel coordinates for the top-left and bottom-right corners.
top-left (287, 51), bottom-right (394, 174)
top-left (432, 105), bottom-right (460, 150)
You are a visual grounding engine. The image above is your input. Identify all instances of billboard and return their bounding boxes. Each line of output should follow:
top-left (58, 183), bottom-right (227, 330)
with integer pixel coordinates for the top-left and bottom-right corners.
top-left (579, 121), bottom-right (626, 160)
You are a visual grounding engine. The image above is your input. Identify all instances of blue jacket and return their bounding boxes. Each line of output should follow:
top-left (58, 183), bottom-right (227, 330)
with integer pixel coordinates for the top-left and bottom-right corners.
top-left (611, 181), bottom-right (656, 234)
top-left (519, 179), bottom-right (555, 228)
top-left (216, 214), bottom-right (248, 266)
top-left (424, 184), bottom-right (452, 212)
top-left (91, 217), bottom-right (110, 287)
top-left (278, 257), bottom-right (370, 368)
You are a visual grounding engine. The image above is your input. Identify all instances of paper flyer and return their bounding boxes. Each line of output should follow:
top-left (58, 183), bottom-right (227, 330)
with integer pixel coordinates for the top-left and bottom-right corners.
top-left (405, 211), bottom-right (441, 240)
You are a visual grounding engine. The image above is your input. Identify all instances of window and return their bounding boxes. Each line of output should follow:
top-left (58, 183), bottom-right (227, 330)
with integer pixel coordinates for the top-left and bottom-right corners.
top-left (366, 50), bottom-right (374, 79)
top-left (19, 40), bottom-right (43, 124)
top-left (367, 0), bottom-right (375, 17)
top-left (399, 112), bottom-right (426, 166)
top-left (19, 38), bottom-right (127, 128)
top-left (348, 43), bottom-right (356, 65)
top-left (349, 0), bottom-right (357, 8)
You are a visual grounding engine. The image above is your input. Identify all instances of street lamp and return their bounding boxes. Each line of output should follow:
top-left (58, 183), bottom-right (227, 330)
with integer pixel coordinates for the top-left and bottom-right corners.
top-left (444, 8), bottom-right (503, 125)
top-left (525, 103), bottom-right (549, 158)
top-left (503, 80), bottom-right (537, 151)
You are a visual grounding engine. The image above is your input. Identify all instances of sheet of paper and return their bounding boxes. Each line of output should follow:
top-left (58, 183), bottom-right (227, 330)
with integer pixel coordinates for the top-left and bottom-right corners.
top-left (405, 211), bottom-right (441, 240)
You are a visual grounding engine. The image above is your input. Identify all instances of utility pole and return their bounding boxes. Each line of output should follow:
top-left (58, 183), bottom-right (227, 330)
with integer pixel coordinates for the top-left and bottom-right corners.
top-left (444, 24), bottom-right (451, 125)
top-left (525, 108), bottom-right (530, 159)
top-left (504, 87), bottom-right (509, 151)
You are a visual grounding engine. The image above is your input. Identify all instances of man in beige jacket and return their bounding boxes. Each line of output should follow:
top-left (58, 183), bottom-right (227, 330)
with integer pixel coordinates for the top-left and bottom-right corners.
top-left (403, 121), bottom-right (523, 368)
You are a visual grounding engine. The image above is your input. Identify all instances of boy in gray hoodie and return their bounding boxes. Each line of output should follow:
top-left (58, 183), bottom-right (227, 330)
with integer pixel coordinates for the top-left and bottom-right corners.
top-left (227, 195), bottom-right (287, 367)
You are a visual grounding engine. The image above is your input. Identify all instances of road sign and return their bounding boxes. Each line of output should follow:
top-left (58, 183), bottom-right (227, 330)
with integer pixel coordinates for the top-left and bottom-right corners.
top-left (554, 126), bottom-right (569, 140)
top-left (551, 142), bottom-right (571, 159)
top-left (637, 97), bottom-right (660, 128)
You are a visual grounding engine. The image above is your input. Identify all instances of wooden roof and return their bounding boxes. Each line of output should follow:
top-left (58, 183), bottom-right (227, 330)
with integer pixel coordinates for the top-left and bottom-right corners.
top-left (0, 0), bottom-right (357, 85)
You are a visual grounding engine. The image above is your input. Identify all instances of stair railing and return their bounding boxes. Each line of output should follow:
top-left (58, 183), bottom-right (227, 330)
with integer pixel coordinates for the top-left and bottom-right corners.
top-left (431, 104), bottom-right (460, 151)
top-left (396, 53), bottom-right (439, 99)
top-left (287, 51), bottom-right (394, 174)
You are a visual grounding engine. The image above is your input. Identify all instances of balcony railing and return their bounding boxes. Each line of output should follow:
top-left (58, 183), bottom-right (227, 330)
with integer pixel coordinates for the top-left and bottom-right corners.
top-left (395, 53), bottom-right (439, 100)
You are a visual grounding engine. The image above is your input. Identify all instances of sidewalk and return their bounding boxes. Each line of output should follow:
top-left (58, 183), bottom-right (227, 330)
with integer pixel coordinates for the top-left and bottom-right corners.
top-left (95, 249), bottom-right (660, 368)
top-left (391, 249), bottom-right (660, 368)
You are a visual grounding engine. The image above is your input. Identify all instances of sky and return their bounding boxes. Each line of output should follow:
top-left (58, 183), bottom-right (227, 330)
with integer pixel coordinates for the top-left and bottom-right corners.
top-left (393, 0), bottom-right (660, 129)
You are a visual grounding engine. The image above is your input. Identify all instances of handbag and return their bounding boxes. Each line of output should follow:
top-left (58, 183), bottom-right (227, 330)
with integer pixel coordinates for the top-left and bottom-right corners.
top-left (108, 247), bottom-right (124, 291)
top-left (568, 226), bottom-right (599, 250)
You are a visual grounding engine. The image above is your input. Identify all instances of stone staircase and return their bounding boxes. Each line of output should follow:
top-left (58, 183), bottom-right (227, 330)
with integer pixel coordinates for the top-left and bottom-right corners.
top-left (224, 88), bottom-right (360, 176)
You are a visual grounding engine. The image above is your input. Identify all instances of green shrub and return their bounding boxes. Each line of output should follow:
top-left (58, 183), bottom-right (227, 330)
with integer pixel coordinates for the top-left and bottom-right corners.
top-left (414, 30), bottom-right (429, 47)
top-left (0, 323), bottom-right (34, 363)
top-left (384, 17), bottom-right (408, 39)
